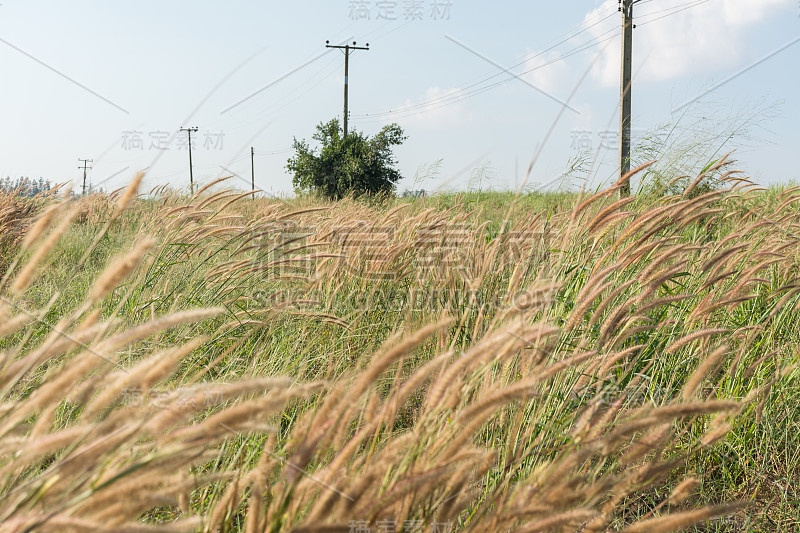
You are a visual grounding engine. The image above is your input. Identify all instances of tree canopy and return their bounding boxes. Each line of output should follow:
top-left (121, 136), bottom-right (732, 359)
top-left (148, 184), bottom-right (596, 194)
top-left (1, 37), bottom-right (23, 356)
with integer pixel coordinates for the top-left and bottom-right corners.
top-left (0, 177), bottom-right (53, 197)
top-left (286, 119), bottom-right (406, 200)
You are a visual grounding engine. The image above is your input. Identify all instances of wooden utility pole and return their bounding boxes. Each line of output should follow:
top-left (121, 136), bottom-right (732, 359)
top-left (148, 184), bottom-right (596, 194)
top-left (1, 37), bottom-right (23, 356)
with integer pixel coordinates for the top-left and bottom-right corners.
top-left (180, 127), bottom-right (199, 194)
top-left (326, 40), bottom-right (369, 137)
top-left (250, 146), bottom-right (255, 198)
top-left (619, 0), bottom-right (636, 196)
top-left (78, 158), bottom-right (93, 196)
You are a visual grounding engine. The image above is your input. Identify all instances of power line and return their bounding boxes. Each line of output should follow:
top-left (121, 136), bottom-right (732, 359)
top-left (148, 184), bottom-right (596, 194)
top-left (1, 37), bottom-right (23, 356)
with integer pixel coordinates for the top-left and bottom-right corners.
top-left (489, 9), bottom-right (619, 81)
top-left (445, 34), bottom-right (581, 114)
top-left (254, 148), bottom-right (293, 156)
top-left (637, 0), bottom-right (714, 26)
top-left (353, 28), bottom-right (621, 123)
top-left (440, 8), bottom-right (619, 104)
top-left (637, 0), bottom-right (710, 18)
top-left (221, 58), bottom-right (341, 132)
top-left (352, 8), bottom-right (619, 121)
top-left (193, 155), bottom-right (251, 169)
top-left (364, 19), bottom-right (413, 43)
top-left (356, 28), bottom-right (621, 119)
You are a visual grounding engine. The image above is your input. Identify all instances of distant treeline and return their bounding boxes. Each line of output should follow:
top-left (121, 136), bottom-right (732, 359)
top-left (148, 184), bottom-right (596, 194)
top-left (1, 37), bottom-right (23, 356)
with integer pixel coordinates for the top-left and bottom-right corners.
top-left (0, 177), bottom-right (55, 197)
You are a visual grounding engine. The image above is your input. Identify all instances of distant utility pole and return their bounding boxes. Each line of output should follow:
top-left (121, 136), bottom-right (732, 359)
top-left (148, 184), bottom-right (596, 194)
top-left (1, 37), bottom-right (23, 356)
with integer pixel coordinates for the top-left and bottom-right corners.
top-left (326, 40), bottom-right (369, 137)
top-left (618, 0), bottom-right (640, 196)
top-left (78, 158), bottom-right (93, 196)
top-left (180, 127), bottom-right (199, 194)
top-left (250, 147), bottom-right (255, 198)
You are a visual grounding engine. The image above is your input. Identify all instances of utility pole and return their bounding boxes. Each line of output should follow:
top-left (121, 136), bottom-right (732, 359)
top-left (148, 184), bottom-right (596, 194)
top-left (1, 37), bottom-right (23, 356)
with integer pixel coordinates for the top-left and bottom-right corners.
top-left (78, 158), bottom-right (93, 196)
top-left (180, 127), bottom-right (199, 194)
top-left (326, 40), bottom-right (369, 137)
top-left (250, 147), bottom-right (255, 198)
top-left (618, 0), bottom-right (639, 196)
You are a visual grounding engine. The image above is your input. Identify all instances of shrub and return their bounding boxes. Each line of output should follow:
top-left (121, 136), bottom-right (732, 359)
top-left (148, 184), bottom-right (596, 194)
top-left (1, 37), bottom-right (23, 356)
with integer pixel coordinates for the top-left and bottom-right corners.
top-left (287, 118), bottom-right (406, 200)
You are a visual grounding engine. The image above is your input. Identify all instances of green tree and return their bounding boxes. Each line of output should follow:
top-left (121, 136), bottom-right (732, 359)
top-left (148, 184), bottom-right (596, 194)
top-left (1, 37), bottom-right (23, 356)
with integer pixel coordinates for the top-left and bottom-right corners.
top-left (286, 118), bottom-right (406, 200)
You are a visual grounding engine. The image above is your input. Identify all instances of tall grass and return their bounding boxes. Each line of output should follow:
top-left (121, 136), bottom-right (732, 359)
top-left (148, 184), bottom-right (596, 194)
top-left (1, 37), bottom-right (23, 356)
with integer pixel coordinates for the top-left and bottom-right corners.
top-left (0, 189), bottom-right (49, 274)
top-left (0, 161), bottom-right (798, 531)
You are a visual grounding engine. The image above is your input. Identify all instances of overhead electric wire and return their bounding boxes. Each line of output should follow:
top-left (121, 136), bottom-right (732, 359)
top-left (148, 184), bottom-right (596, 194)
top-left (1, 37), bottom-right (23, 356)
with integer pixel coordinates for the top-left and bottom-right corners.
top-left (352, 8), bottom-right (619, 122)
top-left (428, 7), bottom-right (620, 103)
top-left (193, 154), bottom-right (252, 169)
top-left (222, 58), bottom-right (341, 131)
top-left (355, 27), bottom-right (620, 120)
top-left (636, 0), bottom-right (710, 18)
top-left (256, 60), bottom-right (342, 117)
top-left (360, 18), bottom-right (400, 42)
top-left (354, 30), bottom-right (620, 124)
top-left (353, 25), bottom-right (621, 123)
top-left (483, 8), bottom-right (619, 82)
top-left (637, 0), bottom-right (714, 26)
top-left (367, 19), bottom-right (413, 43)
top-left (254, 148), bottom-right (293, 156)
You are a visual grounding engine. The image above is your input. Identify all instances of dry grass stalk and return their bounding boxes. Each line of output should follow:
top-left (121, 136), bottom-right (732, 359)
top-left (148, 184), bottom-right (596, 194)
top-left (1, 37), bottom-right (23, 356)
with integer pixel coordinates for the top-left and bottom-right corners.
top-left (620, 502), bottom-right (745, 533)
top-left (681, 345), bottom-right (728, 400)
top-left (665, 329), bottom-right (728, 354)
top-left (1, 173), bottom-right (795, 532)
top-left (668, 477), bottom-right (700, 505)
top-left (89, 237), bottom-right (155, 304)
top-left (11, 207), bottom-right (78, 295)
top-left (19, 202), bottom-right (61, 252)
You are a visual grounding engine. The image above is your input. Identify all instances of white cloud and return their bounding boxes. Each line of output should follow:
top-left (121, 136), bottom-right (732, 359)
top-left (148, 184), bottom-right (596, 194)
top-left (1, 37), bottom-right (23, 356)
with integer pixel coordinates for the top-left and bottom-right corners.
top-left (584, 0), bottom-right (795, 87)
top-left (391, 86), bottom-right (475, 127)
top-left (520, 49), bottom-right (572, 96)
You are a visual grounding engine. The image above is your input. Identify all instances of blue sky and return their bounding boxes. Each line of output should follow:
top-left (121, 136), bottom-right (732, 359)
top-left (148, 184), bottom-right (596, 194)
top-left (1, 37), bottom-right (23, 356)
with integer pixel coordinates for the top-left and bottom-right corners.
top-left (0, 0), bottom-right (797, 196)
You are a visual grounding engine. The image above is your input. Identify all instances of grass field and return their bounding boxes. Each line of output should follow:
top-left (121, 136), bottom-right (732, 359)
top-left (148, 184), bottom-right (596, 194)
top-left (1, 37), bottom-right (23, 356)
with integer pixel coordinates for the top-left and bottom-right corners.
top-left (1, 163), bottom-right (799, 532)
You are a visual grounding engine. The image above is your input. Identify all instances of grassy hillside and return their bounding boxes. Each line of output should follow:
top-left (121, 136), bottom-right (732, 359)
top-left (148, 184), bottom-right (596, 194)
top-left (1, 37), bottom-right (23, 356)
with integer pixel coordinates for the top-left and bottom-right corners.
top-left (1, 165), bottom-right (798, 532)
